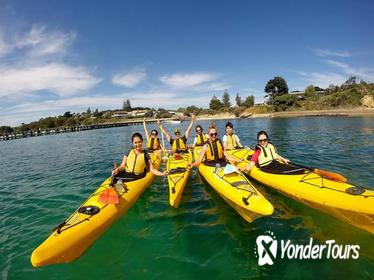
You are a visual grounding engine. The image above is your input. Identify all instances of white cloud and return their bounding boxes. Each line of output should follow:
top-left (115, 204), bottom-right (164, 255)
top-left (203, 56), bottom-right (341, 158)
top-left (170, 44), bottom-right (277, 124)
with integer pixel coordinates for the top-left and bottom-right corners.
top-left (14, 24), bottom-right (75, 57)
top-left (325, 59), bottom-right (374, 81)
top-left (159, 72), bottom-right (218, 88)
top-left (0, 33), bottom-right (10, 56)
top-left (312, 48), bottom-right (351, 58)
top-left (112, 69), bottom-right (146, 87)
top-left (299, 71), bottom-right (347, 88)
top-left (0, 63), bottom-right (101, 97)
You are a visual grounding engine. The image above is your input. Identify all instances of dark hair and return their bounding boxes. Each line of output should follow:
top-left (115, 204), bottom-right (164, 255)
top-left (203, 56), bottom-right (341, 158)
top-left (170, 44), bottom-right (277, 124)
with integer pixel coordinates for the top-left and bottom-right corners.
top-left (195, 125), bottom-right (203, 131)
top-left (132, 132), bottom-right (143, 142)
top-left (226, 122), bottom-right (233, 128)
top-left (209, 122), bottom-right (217, 130)
top-left (257, 130), bottom-right (269, 140)
top-left (151, 129), bottom-right (158, 136)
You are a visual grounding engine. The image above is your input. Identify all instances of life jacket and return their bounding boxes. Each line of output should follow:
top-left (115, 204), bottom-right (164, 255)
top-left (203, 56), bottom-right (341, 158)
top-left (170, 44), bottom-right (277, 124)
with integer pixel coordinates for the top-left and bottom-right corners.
top-left (195, 133), bottom-right (207, 146)
top-left (225, 133), bottom-right (238, 149)
top-left (146, 136), bottom-right (160, 151)
top-left (205, 139), bottom-right (224, 162)
top-left (172, 137), bottom-right (187, 153)
top-left (256, 143), bottom-right (278, 167)
top-left (125, 149), bottom-right (148, 175)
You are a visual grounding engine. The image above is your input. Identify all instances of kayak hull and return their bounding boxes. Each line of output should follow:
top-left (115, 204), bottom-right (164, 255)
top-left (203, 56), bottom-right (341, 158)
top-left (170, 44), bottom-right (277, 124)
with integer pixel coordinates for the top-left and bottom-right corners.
top-left (31, 153), bottom-right (161, 267)
top-left (167, 151), bottom-right (192, 208)
top-left (228, 149), bottom-right (374, 234)
top-left (193, 147), bottom-right (273, 222)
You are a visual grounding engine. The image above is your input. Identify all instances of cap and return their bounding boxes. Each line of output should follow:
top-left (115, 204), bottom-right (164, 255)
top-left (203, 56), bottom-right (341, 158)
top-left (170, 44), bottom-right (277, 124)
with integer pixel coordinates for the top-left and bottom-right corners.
top-left (174, 128), bottom-right (181, 134)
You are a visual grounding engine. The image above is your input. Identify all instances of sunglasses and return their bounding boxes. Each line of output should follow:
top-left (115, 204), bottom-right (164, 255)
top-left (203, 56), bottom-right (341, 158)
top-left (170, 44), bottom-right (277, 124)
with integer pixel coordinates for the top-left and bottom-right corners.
top-left (258, 138), bottom-right (268, 143)
top-left (151, 132), bottom-right (157, 136)
top-left (196, 129), bottom-right (202, 132)
top-left (210, 133), bottom-right (217, 137)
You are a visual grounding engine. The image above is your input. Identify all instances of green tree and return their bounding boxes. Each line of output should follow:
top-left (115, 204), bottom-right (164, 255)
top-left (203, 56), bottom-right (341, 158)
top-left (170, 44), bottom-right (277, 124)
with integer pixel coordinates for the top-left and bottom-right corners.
top-left (305, 85), bottom-right (316, 98)
top-left (265, 76), bottom-right (289, 104)
top-left (222, 90), bottom-right (231, 107)
top-left (235, 93), bottom-right (242, 107)
top-left (123, 99), bottom-right (131, 111)
top-left (273, 94), bottom-right (297, 111)
top-left (242, 95), bottom-right (255, 108)
top-left (86, 107), bottom-right (91, 114)
top-left (209, 95), bottom-right (223, 111)
top-left (63, 111), bottom-right (72, 118)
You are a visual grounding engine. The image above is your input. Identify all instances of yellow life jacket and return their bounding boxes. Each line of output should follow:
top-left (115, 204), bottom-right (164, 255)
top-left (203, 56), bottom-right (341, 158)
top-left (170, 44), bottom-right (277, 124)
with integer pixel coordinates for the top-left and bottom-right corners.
top-left (125, 149), bottom-right (148, 175)
top-left (257, 143), bottom-right (278, 167)
top-left (172, 137), bottom-right (187, 153)
top-left (225, 133), bottom-right (238, 149)
top-left (146, 136), bottom-right (160, 151)
top-left (195, 133), bottom-right (207, 146)
top-left (205, 139), bottom-right (224, 162)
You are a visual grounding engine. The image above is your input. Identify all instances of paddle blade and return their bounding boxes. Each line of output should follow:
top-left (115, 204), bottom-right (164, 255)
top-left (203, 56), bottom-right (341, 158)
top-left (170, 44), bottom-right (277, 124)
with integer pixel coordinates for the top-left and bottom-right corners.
top-left (315, 169), bottom-right (347, 183)
top-left (99, 187), bottom-right (119, 204)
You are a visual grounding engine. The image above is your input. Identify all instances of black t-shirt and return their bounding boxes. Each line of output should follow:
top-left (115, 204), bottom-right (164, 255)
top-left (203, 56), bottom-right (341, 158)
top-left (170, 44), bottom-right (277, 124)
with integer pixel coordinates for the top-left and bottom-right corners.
top-left (170, 135), bottom-right (187, 146)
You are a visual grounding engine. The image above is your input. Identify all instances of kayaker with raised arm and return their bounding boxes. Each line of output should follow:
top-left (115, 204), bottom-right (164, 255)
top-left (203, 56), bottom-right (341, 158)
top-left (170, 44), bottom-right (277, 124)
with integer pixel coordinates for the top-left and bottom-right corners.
top-left (240, 130), bottom-right (290, 173)
top-left (223, 122), bottom-right (243, 150)
top-left (192, 124), bottom-right (209, 147)
top-left (157, 115), bottom-right (196, 153)
top-left (191, 123), bottom-right (240, 167)
top-left (112, 132), bottom-right (167, 180)
top-left (143, 118), bottom-right (163, 155)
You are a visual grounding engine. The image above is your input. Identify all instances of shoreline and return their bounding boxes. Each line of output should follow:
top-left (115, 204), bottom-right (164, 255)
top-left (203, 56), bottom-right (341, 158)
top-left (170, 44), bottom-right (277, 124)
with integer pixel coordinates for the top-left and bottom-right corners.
top-left (197, 108), bottom-right (374, 121)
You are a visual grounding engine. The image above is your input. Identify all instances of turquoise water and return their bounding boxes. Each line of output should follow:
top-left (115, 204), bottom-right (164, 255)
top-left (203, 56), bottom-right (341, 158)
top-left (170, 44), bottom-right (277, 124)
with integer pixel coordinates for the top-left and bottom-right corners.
top-left (0, 117), bottom-right (373, 279)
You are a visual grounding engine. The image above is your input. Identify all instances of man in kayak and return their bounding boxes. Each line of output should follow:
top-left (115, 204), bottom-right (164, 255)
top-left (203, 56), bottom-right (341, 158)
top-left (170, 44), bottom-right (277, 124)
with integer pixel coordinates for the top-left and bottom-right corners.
top-left (240, 130), bottom-right (291, 173)
top-left (157, 115), bottom-right (196, 153)
top-left (192, 124), bottom-right (209, 147)
top-left (112, 132), bottom-right (167, 180)
top-left (192, 123), bottom-right (240, 167)
top-left (143, 118), bottom-right (163, 155)
top-left (223, 122), bottom-right (243, 150)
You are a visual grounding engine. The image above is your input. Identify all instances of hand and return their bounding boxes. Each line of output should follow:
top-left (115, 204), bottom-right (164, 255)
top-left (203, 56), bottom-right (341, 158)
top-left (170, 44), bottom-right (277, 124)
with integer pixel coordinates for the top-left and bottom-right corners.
top-left (157, 119), bottom-right (161, 126)
top-left (163, 171), bottom-right (169, 176)
top-left (284, 158), bottom-right (290, 164)
top-left (191, 114), bottom-right (196, 121)
top-left (143, 117), bottom-right (146, 122)
top-left (112, 168), bottom-right (118, 176)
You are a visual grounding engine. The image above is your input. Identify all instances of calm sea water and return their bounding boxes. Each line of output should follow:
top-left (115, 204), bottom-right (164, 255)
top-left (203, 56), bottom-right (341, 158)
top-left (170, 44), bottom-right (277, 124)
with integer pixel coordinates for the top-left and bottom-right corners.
top-left (0, 117), bottom-right (373, 279)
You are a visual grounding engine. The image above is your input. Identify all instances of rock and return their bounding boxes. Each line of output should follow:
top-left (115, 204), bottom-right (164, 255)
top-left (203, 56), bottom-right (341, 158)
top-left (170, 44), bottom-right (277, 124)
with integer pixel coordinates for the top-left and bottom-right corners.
top-left (361, 95), bottom-right (374, 108)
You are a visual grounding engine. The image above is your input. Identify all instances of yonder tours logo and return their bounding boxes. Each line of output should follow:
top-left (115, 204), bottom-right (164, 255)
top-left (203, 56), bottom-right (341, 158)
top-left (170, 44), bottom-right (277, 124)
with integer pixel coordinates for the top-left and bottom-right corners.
top-left (255, 231), bottom-right (360, 266)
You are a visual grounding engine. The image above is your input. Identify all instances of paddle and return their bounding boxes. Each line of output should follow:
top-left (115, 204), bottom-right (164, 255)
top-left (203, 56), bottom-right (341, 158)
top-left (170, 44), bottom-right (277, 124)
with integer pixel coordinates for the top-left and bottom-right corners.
top-left (289, 162), bottom-right (347, 182)
top-left (99, 161), bottom-right (120, 204)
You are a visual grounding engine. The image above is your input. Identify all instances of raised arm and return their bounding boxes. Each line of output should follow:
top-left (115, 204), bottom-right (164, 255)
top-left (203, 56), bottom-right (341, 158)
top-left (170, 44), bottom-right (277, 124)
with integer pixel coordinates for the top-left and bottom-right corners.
top-left (143, 118), bottom-right (150, 141)
top-left (157, 119), bottom-right (171, 143)
top-left (184, 114), bottom-right (196, 139)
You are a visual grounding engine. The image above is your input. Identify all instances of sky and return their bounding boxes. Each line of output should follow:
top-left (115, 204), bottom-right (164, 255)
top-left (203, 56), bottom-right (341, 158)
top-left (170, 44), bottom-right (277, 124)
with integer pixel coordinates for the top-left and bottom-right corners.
top-left (0, 0), bottom-right (374, 126)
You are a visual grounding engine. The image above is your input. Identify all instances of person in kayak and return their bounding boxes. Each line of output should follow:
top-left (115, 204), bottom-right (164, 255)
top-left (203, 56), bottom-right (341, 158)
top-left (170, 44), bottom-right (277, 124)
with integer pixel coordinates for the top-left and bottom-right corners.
top-left (157, 115), bottom-right (196, 153)
top-left (192, 124), bottom-right (209, 147)
top-left (240, 130), bottom-right (293, 173)
top-left (192, 123), bottom-right (240, 167)
top-left (143, 118), bottom-right (163, 155)
top-left (112, 132), bottom-right (167, 180)
top-left (223, 122), bottom-right (243, 150)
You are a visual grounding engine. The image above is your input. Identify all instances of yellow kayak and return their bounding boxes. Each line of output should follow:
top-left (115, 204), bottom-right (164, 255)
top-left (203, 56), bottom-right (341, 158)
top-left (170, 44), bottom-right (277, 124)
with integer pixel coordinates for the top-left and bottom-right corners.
top-left (167, 151), bottom-right (192, 208)
top-left (31, 153), bottom-right (161, 267)
top-left (227, 148), bottom-right (374, 234)
top-left (193, 147), bottom-right (273, 222)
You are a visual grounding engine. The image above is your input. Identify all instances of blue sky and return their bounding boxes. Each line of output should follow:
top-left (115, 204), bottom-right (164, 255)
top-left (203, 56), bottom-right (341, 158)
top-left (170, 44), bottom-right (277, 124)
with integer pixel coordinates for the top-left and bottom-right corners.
top-left (1, 0), bottom-right (374, 126)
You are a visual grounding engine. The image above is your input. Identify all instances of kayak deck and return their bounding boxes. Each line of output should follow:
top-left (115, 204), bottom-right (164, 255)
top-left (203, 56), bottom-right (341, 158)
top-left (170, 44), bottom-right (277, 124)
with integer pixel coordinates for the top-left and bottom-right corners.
top-left (167, 151), bottom-right (192, 208)
top-left (228, 148), bottom-right (374, 234)
top-left (31, 153), bottom-right (161, 267)
top-left (193, 147), bottom-right (273, 222)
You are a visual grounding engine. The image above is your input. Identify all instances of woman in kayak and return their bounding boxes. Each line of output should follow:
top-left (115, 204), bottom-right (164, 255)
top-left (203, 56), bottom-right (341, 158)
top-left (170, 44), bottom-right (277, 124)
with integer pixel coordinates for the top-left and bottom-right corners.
top-left (192, 124), bottom-right (209, 147)
top-left (240, 130), bottom-right (292, 173)
top-left (112, 132), bottom-right (167, 180)
top-left (192, 123), bottom-right (240, 167)
top-left (223, 122), bottom-right (243, 150)
top-left (143, 118), bottom-right (163, 155)
top-left (157, 115), bottom-right (196, 153)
